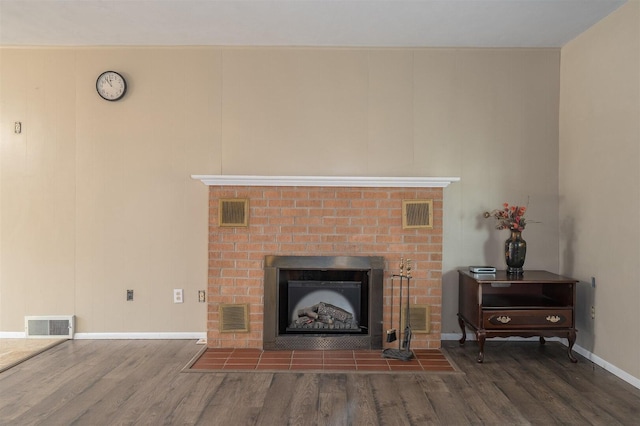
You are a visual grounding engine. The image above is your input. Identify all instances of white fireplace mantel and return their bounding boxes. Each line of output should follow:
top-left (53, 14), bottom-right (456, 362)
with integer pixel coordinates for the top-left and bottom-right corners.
top-left (192, 175), bottom-right (460, 188)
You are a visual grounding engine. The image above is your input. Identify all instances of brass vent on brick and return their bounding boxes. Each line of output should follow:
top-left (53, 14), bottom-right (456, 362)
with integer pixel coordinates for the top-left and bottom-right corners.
top-left (219, 304), bottom-right (249, 333)
top-left (402, 199), bottom-right (433, 229)
top-left (219, 199), bottom-right (248, 227)
top-left (401, 304), bottom-right (430, 333)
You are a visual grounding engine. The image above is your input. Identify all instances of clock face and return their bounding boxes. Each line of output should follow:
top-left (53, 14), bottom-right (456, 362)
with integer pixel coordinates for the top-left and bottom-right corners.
top-left (96, 71), bottom-right (127, 101)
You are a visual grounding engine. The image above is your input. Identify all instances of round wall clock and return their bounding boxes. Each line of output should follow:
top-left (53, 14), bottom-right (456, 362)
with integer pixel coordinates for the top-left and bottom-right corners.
top-left (96, 71), bottom-right (127, 101)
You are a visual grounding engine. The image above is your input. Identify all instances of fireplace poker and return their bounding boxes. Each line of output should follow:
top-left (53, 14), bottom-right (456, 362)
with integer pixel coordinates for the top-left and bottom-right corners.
top-left (402, 259), bottom-right (413, 351)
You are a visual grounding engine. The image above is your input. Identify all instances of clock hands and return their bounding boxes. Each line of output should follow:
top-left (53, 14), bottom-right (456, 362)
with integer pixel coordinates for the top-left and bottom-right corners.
top-left (103, 74), bottom-right (113, 87)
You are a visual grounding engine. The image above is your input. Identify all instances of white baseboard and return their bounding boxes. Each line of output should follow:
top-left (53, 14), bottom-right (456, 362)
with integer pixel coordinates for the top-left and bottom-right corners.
top-left (73, 332), bottom-right (206, 340)
top-left (570, 343), bottom-right (640, 390)
top-left (0, 332), bottom-right (26, 338)
top-left (441, 333), bottom-right (640, 390)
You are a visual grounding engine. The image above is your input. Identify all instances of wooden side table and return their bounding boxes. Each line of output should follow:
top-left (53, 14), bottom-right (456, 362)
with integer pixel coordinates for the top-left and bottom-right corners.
top-left (457, 269), bottom-right (578, 363)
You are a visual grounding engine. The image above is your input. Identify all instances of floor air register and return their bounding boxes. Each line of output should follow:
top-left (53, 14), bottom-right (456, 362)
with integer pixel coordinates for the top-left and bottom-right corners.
top-left (382, 258), bottom-right (414, 361)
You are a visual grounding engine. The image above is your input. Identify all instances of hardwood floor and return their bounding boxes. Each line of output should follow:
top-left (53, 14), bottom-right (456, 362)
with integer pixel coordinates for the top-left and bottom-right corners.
top-left (0, 339), bottom-right (638, 425)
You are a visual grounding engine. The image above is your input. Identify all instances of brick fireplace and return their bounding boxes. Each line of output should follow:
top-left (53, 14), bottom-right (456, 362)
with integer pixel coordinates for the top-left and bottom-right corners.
top-left (193, 175), bottom-right (459, 350)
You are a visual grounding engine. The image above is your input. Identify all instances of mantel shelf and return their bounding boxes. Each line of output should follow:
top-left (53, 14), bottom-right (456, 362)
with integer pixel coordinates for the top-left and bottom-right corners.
top-left (191, 175), bottom-right (460, 188)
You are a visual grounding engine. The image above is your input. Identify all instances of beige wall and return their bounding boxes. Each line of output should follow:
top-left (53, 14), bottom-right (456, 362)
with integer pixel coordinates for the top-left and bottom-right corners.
top-left (560, 2), bottom-right (640, 379)
top-left (1, 47), bottom-right (561, 335)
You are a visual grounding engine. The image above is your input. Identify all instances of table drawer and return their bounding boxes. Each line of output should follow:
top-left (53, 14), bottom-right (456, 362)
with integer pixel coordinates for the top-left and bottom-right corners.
top-left (482, 309), bottom-right (572, 329)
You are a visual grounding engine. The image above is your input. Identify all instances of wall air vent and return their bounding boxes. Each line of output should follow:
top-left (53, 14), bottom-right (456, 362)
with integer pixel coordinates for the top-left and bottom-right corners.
top-left (402, 199), bottom-right (433, 229)
top-left (25, 315), bottom-right (75, 339)
top-left (219, 198), bottom-right (249, 227)
top-left (219, 304), bottom-right (249, 333)
top-left (402, 305), bottom-right (430, 333)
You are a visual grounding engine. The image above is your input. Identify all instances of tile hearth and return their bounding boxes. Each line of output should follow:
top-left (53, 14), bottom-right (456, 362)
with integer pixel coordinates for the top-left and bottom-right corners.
top-left (188, 348), bottom-right (456, 372)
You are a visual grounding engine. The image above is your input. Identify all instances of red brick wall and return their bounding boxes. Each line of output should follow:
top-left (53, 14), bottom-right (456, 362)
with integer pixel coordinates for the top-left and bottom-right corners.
top-left (207, 185), bottom-right (443, 349)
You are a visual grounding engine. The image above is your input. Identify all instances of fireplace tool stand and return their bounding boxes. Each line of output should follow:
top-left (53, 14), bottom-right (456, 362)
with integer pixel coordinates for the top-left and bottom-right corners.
top-left (382, 258), bottom-right (414, 361)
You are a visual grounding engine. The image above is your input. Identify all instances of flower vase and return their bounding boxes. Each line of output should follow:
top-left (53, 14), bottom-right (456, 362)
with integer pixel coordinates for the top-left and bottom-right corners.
top-left (505, 230), bottom-right (526, 275)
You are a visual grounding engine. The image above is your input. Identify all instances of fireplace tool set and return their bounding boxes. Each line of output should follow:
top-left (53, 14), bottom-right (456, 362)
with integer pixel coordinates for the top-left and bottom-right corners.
top-left (382, 258), bottom-right (414, 361)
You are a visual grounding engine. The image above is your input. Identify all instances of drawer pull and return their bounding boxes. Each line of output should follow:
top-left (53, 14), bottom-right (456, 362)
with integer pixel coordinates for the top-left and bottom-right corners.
top-left (495, 315), bottom-right (511, 324)
top-left (546, 315), bottom-right (561, 323)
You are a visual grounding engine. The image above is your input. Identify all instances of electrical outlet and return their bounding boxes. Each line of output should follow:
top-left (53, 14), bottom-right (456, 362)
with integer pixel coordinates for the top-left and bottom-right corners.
top-left (14, 122), bottom-right (22, 134)
top-left (198, 290), bottom-right (206, 303)
top-left (127, 290), bottom-right (134, 301)
top-left (173, 289), bottom-right (183, 303)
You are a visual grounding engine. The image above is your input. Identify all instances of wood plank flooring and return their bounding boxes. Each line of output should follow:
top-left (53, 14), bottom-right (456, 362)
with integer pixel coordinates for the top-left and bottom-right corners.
top-left (0, 339), bottom-right (639, 425)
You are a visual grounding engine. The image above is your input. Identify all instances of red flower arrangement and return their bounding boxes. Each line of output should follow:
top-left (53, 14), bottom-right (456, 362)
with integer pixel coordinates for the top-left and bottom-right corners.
top-left (484, 202), bottom-right (533, 232)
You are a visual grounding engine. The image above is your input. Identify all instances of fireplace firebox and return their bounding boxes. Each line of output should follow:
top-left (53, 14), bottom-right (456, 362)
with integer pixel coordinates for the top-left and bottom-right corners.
top-left (287, 281), bottom-right (362, 332)
top-left (263, 255), bottom-right (384, 350)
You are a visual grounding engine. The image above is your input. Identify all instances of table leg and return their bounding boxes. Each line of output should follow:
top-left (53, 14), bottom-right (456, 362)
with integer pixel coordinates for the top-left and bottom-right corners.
top-left (476, 331), bottom-right (486, 363)
top-left (539, 336), bottom-right (546, 345)
top-left (457, 315), bottom-right (467, 345)
top-left (567, 330), bottom-right (578, 363)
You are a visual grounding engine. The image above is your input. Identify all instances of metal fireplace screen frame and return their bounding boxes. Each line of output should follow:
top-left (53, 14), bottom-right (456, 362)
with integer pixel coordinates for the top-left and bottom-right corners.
top-left (263, 255), bottom-right (384, 350)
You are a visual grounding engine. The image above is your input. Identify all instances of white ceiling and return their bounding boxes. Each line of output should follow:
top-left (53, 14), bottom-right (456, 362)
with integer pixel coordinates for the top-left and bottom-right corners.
top-left (0, 0), bottom-right (627, 48)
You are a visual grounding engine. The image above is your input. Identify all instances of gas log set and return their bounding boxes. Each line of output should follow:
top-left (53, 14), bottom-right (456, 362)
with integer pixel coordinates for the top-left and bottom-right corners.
top-left (290, 302), bottom-right (359, 330)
